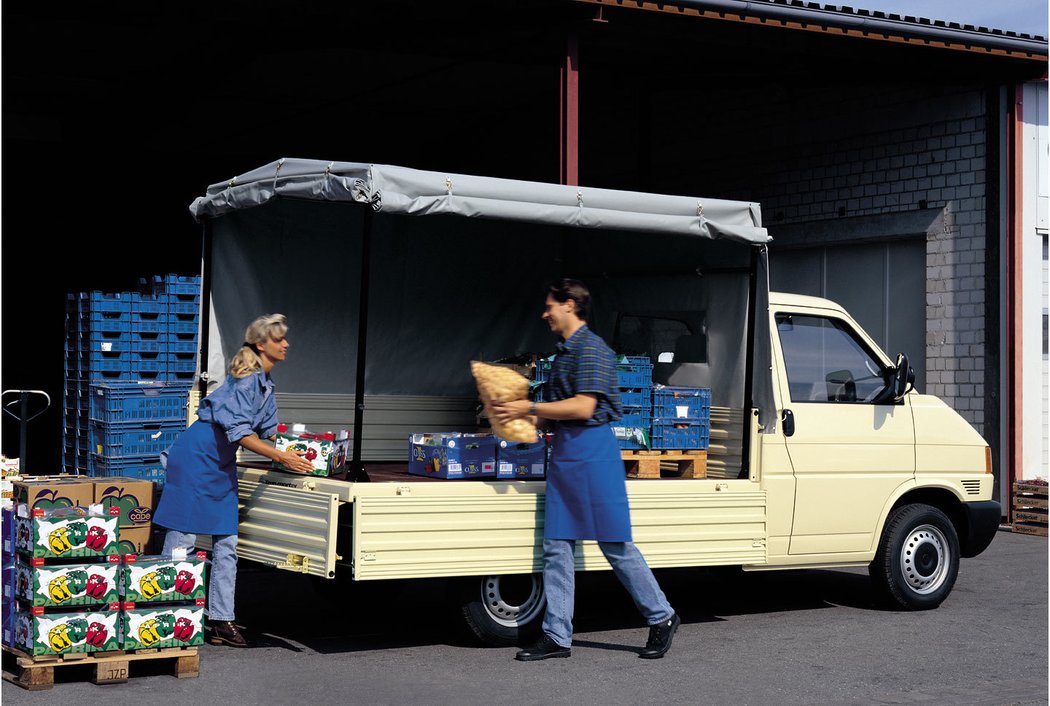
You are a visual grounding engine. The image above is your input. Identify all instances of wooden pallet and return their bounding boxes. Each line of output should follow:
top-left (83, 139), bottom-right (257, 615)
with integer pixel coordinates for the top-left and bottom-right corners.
top-left (622, 450), bottom-right (707, 479)
top-left (1011, 481), bottom-right (1048, 537)
top-left (2, 644), bottom-right (199, 691)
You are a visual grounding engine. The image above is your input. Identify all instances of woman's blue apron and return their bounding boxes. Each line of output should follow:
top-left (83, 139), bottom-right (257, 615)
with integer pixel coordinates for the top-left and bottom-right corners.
top-left (153, 420), bottom-right (240, 536)
top-left (544, 423), bottom-right (632, 542)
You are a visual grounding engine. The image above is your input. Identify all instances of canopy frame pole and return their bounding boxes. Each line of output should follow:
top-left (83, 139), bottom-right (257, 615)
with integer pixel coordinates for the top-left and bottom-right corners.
top-left (348, 207), bottom-right (374, 482)
top-left (197, 219), bottom-right (213, 400)
top-left (741, 245), bottom-right (760, 478)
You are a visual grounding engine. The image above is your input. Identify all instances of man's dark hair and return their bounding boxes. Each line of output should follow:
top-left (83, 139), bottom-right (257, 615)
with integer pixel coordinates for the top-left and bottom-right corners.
top-left (547, 278), bottom-right (591, 321)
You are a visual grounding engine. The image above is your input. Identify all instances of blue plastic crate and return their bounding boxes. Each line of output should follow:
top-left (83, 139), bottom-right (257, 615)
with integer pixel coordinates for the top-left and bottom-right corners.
top-left (619, 390), bottom-right (652, 408)
top-left (619, 409), bottom-right (652, 428)
top-left (612, 424), bottom-right (650, 450)
top-left (652, 386), bottom-right (711, 421)
top-left (616, 356), bottom-right (653, 389)
top-left (90, 382), bottom-right (192, 424)
top-left (90, 420), bottom-right (185, 458)
top-left (87, 455), bottom-right (166, 489)
top-left (651, 418), bottom-right (710, 450)
top-left (80, 292), bottom-right (133, 314)
top-left (534, 358), bottom-right (554, 384)
top-left (169, 320), bottom-right (199, 336)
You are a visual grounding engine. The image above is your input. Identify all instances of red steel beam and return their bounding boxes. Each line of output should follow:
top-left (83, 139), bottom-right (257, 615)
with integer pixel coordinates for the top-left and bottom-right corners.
top-left (560, 33), bottom-right (580, 186)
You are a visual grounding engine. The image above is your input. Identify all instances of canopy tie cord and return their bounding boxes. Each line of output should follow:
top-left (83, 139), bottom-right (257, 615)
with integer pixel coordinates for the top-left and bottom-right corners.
top-left (272, 158), bottom-right (285, 192)
top-left (697, 202), bottom-right (704, 216)
top-left (445, 177), bottom-right (453, 195)
top-left (577, 190), bottom-right (583, 207)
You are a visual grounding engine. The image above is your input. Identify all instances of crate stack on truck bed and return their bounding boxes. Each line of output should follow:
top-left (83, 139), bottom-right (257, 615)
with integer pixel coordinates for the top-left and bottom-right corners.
top-left (63, 275), bottom-right (201, 489)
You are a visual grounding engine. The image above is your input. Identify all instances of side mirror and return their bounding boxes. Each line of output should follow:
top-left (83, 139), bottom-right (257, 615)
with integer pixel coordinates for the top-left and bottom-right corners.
top-left (890, 352), bottom-right (911, 402)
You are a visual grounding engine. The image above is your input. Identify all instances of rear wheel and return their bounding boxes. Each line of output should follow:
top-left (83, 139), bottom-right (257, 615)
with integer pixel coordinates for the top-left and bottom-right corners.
top-left (869, 503), bottom-right (959, 610)
top-left (458, 573), bottom-right (546, 646)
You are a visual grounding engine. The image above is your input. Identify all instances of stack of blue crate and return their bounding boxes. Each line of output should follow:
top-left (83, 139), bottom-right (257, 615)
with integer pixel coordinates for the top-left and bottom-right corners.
top-left (63, 275), bottom-right (201, 488)
top-left (613, 356), bottom-right (653, 449)
top-left (651, 386), bottom-right (711, 450)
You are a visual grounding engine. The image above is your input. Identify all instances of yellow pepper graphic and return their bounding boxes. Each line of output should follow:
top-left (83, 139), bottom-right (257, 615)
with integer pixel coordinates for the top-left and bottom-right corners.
top-left (48, 625), bottom-right (73, 652)
top-left (48, 527), bottom-right (73, 555)
top-left (139, 571), bottom-right (162, 599)
top-left (48, 576), bottom-right (73, 604)
top-left (138, 619), bottom-right (162, 647)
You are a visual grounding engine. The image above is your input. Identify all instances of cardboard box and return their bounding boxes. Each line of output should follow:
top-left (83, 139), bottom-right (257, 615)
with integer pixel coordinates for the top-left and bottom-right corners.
top-left (1, 456), bottom-right (20, 478)
top-left (408, 433), bottom-right (497, 479)
top-left (15, 508), bottom-right (120, 559)
top-left (94, 477), bottom-right (154, 528)
top-left (14, 477), bottom-right (95, 513)
top-left (273, 429), bottom-right (351, 476)
top-left (122, 604), bottom-right (205, 649)
top-left (2, 507), bottom-right (14, 560)
top-left (496, 437), bottom-right (547, 479)
top-left (122, 553), bottom-right (207, 603)
top-left (15, 560), bottom-right (121, 608)
top-left (117, 526), bottom-right (153, 555)
top-left (13, 607), bottom-right (121, 655)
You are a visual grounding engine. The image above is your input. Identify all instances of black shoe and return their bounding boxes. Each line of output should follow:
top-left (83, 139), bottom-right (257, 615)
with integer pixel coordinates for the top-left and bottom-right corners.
top-left (205, 620), bottom-right (251, 648)
top-left (639, 613), bottom-right (680, 659)
top-left (515, 634), bottom-right (571, 661)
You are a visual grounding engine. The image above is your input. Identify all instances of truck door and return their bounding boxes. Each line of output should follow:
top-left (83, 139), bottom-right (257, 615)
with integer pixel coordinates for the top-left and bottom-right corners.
top-left (773, 309), bottom-right (915, 555)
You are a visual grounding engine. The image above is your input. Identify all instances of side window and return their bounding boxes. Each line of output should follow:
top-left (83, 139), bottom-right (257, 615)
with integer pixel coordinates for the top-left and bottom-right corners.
top-left (613, 314), bottom-right (704, 363)
top-left (776, 313), bottom-right (887, 404)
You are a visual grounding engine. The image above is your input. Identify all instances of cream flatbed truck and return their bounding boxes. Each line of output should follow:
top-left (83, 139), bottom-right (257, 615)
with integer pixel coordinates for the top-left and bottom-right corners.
top-left (187, 159), bottom-right (1001, 645)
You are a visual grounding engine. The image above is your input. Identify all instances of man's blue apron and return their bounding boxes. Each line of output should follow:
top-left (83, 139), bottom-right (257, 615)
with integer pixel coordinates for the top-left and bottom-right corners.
top-left (544, 422), bottom-right (632, 542)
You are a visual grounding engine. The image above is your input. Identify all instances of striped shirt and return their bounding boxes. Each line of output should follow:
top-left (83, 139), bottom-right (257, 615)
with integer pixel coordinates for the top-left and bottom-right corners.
top-left (549, 324), bottom-right (623, 426)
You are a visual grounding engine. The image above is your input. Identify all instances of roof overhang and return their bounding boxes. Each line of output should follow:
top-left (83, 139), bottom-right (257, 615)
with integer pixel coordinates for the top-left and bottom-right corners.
top-left (577, 0), bottom-right (1048, 62)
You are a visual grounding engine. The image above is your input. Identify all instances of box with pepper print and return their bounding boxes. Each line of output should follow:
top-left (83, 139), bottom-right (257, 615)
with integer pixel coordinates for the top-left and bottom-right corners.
top-left (272, 425), bottom-right (351, 476)
top-left (14, 506), bottom-right (120, 560)
top-left (121, 553), bottom-right (207, 603)
top-left (15, 560), bottom-right (121, 608)
top-left (121, 604), bottom-right (204, 649)
top-left (12, 607), bottom-right (121, 655)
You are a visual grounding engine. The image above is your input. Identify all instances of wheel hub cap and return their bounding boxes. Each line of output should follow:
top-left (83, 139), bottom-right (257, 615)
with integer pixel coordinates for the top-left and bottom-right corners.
top-left (900, 524), bottom-right (949, 594)
top-left (481, 575), bottom-right (545, 628)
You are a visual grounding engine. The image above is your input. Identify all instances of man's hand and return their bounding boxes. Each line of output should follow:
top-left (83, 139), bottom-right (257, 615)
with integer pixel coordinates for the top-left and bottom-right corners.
top-left (490, 399), bottom-right (532, 425)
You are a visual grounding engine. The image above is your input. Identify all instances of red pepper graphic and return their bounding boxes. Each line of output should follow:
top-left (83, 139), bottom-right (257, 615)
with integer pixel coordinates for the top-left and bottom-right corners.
top-left (85, 574), bottom-right (108, 599)
top-left (86, 621), bottom-right (108, 647)
top-left (85, 526), bottom-right (108, 551)
top-left (172, 616), bottom-right (195, 642)
top-left (173, 570), bottom-right (196, 595)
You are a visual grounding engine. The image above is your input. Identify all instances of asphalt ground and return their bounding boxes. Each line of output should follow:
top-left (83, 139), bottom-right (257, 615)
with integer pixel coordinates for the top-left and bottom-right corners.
top-left (4, 528), bottom-right (1047, 705)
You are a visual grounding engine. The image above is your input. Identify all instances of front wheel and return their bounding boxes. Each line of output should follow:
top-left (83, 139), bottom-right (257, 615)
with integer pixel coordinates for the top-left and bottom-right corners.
top-left (458, 573), bottom-right (546, 646)
top-left (869, 503), bottom-right (960, 610)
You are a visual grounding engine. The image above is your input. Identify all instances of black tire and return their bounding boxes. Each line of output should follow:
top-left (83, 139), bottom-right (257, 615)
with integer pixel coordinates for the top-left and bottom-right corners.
top-left (458, 574), bottom-right (546, 646)
top-left (869, 503), bottom-right (960, 610)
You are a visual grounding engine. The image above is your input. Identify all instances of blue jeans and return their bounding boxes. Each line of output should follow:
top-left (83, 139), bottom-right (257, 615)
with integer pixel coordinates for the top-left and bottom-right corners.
top-left (541, 538), bottom-right (673, 647)
top-left (162, 530), bottom-right (238, 622)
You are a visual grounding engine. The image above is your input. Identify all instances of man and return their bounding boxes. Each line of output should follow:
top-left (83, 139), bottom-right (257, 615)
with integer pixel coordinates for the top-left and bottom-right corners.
top-left (491, 278), bottom-right (680, 661)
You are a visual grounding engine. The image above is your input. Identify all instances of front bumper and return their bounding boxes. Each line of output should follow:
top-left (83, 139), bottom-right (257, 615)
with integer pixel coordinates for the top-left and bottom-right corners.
top-left (959, 500), bottom-right (1002, 557)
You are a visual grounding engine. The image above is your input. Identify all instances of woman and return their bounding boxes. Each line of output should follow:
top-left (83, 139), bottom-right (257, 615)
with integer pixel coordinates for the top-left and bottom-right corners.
top-left (153, 313), bottom-right (313, 648)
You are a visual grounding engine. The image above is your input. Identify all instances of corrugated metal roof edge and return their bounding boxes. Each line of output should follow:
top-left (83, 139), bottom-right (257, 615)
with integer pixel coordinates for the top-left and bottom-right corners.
top-left (588, 0), bottom-right (1048, 57)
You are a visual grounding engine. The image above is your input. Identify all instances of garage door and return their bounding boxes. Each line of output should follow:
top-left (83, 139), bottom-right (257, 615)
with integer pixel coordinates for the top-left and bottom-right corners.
top-left (769, 239), bottom-right (926, 391)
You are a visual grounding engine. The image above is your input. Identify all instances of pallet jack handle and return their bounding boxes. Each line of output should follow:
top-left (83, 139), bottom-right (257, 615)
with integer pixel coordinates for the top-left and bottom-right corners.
top-left (2, 389), bottom-right (51, 474)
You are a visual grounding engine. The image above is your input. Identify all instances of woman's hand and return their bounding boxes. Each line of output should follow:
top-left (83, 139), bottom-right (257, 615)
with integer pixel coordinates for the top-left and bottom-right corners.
top-left (277, 448), bottom-right (314, 473)
top-left (490, 399), bottom-right (532, 425)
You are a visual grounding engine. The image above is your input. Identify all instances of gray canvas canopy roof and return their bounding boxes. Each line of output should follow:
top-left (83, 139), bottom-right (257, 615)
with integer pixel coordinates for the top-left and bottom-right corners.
top-left (193, 159), bottom-right (778, 468)
top-left (190, 159), bottom-right (770, 245)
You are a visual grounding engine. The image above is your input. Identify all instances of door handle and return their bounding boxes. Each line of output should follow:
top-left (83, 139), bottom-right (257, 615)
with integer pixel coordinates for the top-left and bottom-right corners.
top-left (782, 409), bottom-right (795, 437)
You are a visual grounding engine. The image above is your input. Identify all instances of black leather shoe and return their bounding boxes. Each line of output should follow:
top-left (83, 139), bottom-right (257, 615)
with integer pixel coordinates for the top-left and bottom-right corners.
top-left (515, 634), bottom-right (571, 661)
top-left (639, 613), bottom-right (680, 659)
top-left (206, 620), bottom-right (251, 648)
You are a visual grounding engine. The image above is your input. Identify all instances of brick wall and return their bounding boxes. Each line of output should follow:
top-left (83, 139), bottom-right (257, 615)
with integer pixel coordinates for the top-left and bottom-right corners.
top-left (689, 85), bottom-right (993, 433)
